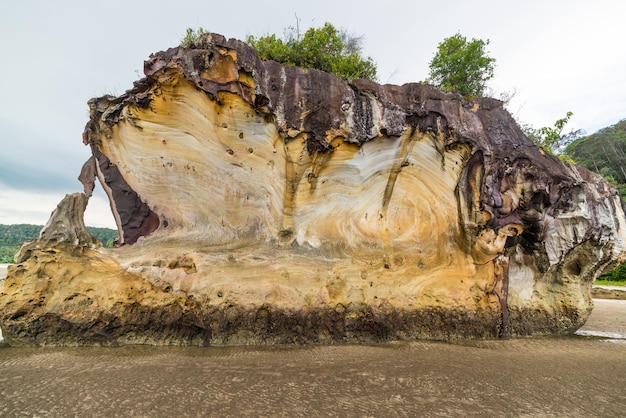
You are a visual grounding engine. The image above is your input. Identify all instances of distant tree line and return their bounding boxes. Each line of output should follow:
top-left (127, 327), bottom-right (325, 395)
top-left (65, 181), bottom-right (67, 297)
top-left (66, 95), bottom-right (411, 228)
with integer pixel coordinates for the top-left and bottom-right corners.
top-left (0, 224), bottom-right (118, 264)
top-left (0, 246), bottom-right (18, 265)
top-left (0, 224), bottom-right (41, 246)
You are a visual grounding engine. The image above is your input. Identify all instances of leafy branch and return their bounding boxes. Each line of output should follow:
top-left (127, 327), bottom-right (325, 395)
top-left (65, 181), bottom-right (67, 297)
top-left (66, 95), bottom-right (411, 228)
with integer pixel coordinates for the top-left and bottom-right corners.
top-left (522, 112), bottom-right (583, 156)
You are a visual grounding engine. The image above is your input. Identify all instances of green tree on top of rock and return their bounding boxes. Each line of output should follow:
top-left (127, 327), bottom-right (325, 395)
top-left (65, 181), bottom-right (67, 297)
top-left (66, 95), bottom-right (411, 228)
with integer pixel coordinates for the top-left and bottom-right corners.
top-left (427, 32), bottom-right (496, 97)
top-left (180, 27), bottom-right (208, 49)
top-left (246, 22), bottom-right (378, 82)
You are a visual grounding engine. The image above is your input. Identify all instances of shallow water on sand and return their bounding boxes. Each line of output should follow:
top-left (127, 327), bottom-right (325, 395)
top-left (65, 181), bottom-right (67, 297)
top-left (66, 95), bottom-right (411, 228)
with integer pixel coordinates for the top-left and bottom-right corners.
top-left (1, 335), bottom-right (625, 417)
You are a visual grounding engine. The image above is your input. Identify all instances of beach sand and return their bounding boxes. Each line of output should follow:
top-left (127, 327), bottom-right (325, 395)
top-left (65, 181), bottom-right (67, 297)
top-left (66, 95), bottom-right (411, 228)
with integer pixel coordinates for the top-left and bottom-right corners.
top-left (577, 298), bottom-right (626, 338)
top-left (1, 264), bottom-right (625, 416)
top-left (0, 330), bottom-right (624, 417)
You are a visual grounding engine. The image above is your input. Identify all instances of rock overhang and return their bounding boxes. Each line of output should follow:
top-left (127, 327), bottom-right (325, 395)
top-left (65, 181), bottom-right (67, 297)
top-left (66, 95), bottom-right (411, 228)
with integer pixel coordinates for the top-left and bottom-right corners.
top-left (1, 32), bottom-right (625, 346)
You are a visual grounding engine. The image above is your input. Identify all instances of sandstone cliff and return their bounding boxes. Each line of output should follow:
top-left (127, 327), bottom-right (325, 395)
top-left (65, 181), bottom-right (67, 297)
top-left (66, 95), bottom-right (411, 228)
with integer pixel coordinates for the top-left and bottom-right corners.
top-left (1, 33), bottom-right (625, 346)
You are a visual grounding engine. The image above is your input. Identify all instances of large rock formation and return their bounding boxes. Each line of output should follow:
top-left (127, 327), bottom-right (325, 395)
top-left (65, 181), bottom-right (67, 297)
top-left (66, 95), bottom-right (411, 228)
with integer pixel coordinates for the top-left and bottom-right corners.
top-left (1, 33), bottom-right (625, 346)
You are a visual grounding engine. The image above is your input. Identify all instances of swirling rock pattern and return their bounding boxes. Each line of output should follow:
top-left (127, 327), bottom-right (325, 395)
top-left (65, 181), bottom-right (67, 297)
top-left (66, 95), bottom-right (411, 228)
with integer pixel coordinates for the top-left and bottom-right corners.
top-left (1, 33), bottom-right (625, 345)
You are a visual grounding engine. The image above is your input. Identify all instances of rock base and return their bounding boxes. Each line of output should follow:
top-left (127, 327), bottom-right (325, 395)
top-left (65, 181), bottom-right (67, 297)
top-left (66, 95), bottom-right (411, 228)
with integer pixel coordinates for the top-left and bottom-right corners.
top-left (0, 245), bottom-right (592, 346)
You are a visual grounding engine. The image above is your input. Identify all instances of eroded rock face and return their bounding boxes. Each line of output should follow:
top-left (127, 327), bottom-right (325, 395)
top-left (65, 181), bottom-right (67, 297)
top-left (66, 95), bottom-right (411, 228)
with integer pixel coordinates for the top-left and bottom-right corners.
top-left (1, 33), bottom-right (625, 346)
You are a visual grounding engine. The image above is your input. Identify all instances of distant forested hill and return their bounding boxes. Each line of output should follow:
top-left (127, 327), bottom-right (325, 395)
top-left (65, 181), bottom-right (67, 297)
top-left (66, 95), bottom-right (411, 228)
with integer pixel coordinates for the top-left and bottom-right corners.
top-left (0, 224), bottom-right (42, 246)
top-left (0, 224), bottom-right (118, 263)
top-left (565, 119), bottom-right (626, 199)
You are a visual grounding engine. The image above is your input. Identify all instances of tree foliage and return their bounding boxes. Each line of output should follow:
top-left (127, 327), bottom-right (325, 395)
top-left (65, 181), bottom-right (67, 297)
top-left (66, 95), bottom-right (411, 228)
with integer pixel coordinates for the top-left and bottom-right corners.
top-left (598, 261), bottom-right (626, 283)
top-left (180, 27), bottom-right (208, 49)
top-left (0, 246), bottom-right (18, 264)
top-left (246, 22), bottom-right (378, 82)
top-left (522, 112), bottom-right (584, 156)
top-left (86, 226), bottom-right (120, 247)
top-left (427, 32), bottom-right (496, 97)
top-left (0, 224), bottom-right (41, 246)
top-left (565, 119), bottom-right (626, 198)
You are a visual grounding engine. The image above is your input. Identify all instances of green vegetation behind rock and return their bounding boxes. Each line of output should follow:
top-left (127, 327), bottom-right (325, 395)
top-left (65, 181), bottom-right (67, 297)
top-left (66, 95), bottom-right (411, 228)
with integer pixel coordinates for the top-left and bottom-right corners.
top-left (565, 119), bottom-right (626, 199)
top-left (0, 224), bottom-right (118, 263)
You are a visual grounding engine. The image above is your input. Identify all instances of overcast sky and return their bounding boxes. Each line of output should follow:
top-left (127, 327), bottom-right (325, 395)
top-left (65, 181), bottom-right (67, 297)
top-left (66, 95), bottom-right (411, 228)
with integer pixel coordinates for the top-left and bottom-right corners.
top-left (1, 0), bottom-right (625, 229)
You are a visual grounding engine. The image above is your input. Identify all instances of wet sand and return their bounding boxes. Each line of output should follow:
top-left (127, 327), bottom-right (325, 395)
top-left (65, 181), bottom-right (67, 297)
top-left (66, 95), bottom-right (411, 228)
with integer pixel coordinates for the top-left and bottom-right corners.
top-left (0, 303), bottom-right (624, 417)
top-left (0, 338), bottom-right (624, 417)
top-left (1, 263), bottom-right (625, 416)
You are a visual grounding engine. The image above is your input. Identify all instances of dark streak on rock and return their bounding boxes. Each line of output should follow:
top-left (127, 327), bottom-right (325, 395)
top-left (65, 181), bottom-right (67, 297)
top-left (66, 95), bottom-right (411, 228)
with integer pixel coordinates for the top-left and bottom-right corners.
top-left (92, 147), bottom-right (159, 245)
